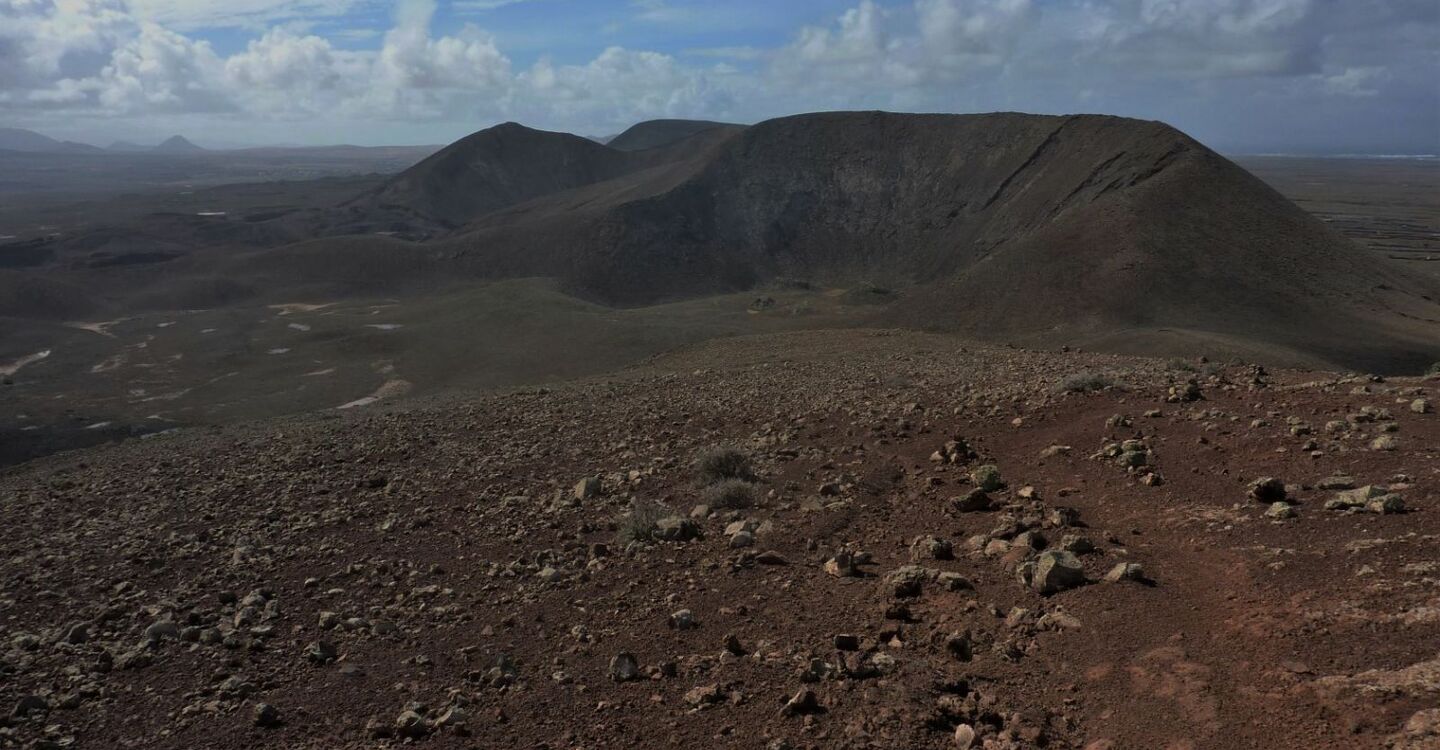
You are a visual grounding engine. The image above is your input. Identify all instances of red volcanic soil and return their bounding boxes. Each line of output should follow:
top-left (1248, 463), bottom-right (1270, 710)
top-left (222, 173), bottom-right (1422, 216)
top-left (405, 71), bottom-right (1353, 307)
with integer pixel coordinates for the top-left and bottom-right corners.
top-left (0, 329), bottom-right (1436, 749)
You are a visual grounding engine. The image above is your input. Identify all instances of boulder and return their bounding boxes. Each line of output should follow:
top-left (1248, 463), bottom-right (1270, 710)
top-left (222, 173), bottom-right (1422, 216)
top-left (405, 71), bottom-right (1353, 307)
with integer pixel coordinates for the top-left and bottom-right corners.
top-left (950, 489), bottom-right (993, 513)
top-left (574, 476), bottom-right (601, 500)
top-left (970, 465), bottom-right (1004, 492)
top-left (1264, 502), bottom-right (1296, 519)
top-left (654, 516), bottom-right (700, 541)
top-left (1030, 551), bottom-right (1086, 594)
top-left (884, 566), bottom-right (929, 597)
top-left (1103, 563), bottom-right (1147, 584)
top-left (609, 652), bottom-right (640, 682)
top-left (1248, 477), bottom-right (1287, 503)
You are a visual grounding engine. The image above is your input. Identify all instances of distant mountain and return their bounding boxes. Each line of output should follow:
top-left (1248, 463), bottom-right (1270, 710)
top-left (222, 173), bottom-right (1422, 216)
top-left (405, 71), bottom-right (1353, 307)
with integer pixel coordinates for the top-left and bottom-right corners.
top-left (350, 122), bottom-right (635, 226)
top-left (0, 127), bottom-right (62, 151)
top-left (153, 135), bottom-right (205, 154)
top-left (607, 119), bottom-right (737, 151)
top-left (333, 111), bottom-right (1439, 372)
top-left (0, 127), bottom-right (102, 154)
top-left (106, 136), bottom-right (210, 154)
top-left (8, 112), bottom-right (1438, 373)
top-left (347, 121), bottom-right (744, 230)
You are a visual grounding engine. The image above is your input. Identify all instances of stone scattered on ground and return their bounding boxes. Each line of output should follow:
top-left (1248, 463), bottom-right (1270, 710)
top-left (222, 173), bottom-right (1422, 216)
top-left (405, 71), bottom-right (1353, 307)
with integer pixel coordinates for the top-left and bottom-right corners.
top-left (0, 332), bottom-right (1432, 749)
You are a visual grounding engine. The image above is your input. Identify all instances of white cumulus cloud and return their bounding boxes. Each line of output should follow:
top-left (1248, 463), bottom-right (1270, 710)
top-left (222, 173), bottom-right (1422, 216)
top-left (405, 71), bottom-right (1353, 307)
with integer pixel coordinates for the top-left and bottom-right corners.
top-left (0, 0), bottom-right (1433, 151)
top-left (517, 46), bottom-right (736, 128)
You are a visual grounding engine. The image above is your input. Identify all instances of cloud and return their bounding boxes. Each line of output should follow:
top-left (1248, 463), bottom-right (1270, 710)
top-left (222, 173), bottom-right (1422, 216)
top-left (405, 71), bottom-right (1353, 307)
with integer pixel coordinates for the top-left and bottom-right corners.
top-left (1320, 66), bottom-right (1385, 97)
top-left (916, 0), bottom-right (1033, 71)
top-left (684, 46), bottom-right (766, 61)
top-left (328, 26), bottom-right (379, 41)
top-left (224, 27), bottom-right (351, 113)
top-left (1069, 0), bottom-right (1323, 78)
top-left (125, 0), bottom-right (362, 30)
top-left (96, 20), bottom-right (228, 112)
top-left (360, 0), bottom-right (512, 119)
top-left (771, 0), bottom-right (923, 98)
top-left (0, 0), bottom-right (229, 113)
top-left (0, 0), bottom-right (1434, 150)
top-left (629, 0), bottom-right (743, 29)
top-left (516, 46), bottom-right (735, 129)
top-left (212, 0), bottom-right (731, 129)
top-left (770, 0), bottom-right (1328, 97)
top-left (452, 0), bottom-right (541, 11)
top-left (0, 0), bottom-right (133, 90)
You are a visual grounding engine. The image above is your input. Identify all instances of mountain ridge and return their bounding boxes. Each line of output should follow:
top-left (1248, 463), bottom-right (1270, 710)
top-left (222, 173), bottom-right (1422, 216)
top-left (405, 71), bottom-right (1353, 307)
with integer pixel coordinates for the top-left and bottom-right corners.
top-left (7, 111), bottom-right (1437, 373)
top-left (153, 135), bottom-right (206, 154)
top-left (607, 118), bottom-right (740, 151)
top-left (0, 127), bottom-right (102, 154)
top-left (329, 110), bottom-right (1440, 372)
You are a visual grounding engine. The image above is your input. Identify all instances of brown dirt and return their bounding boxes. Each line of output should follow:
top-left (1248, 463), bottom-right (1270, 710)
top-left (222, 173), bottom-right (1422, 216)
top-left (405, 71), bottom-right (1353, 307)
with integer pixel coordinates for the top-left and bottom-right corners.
top-left (1, 329), bottom-right (1436, 749)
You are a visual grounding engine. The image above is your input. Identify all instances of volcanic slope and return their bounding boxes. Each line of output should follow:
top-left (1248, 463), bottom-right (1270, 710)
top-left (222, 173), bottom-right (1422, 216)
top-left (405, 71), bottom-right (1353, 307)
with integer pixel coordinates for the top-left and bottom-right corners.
top-left (8, 111), bottom-right (1439, 374)
top-left (607, 118), bottom-right (739, 151)
top-left (377, 111), bottom-right (1434, 372)
top-left (349, 123), bottom-right (642, 228)
top-left (152, 135), bottom-right (206, 154)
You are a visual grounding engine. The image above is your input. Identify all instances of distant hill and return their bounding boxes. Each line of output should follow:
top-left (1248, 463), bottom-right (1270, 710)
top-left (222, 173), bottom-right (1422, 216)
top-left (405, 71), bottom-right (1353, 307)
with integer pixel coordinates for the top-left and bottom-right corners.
top-left (104, 136), bottom-right (209, 153)
top-left (0, 127), bottom-right (102, 154)
top-left (153, 135), bottom-right (205, 154)
top-left (0, 127), bottom-right (63, 152)
top-left (325, 111), bottom-right (1439, 372)
top-left (349, 122), bottom-right (637, 227)
top-left (607, 119), bottom-right (739, 151)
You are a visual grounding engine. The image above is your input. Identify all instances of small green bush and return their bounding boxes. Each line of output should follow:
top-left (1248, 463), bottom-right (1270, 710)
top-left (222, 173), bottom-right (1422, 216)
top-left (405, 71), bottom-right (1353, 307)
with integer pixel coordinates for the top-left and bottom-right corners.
top-left (615, 498), bottom-right (671, 544)
top-left (839, 284), bottom-right (898, 306)
top-left (1058, 371), bottom-right (1116, 393)
top-left (703, 479), bottom-right (756, 509)
top-left (696, 446), bottom-right (753, 484)
top-left (1427, 361), bottom-right (1440, 376)
top-left (970, 464), bottom-right (1004, 492)
top-left (1165, 358), bottom-right (1221, 375)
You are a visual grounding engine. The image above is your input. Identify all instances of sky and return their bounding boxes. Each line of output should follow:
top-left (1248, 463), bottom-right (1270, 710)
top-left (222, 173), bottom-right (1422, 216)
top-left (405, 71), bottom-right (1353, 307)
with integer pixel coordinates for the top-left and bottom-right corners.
top-left (1, 0), bottom-right (1436, 153)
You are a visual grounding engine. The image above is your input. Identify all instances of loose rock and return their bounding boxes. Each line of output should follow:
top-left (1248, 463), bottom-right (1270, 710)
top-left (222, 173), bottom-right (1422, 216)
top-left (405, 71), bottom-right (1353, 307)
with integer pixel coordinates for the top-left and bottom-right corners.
top-left (253, 703), bottom-right (281, 728)
top-left (1027, 551), bottom-right (1087, 594)
top-left (609, 653), bottom-right (640, 682)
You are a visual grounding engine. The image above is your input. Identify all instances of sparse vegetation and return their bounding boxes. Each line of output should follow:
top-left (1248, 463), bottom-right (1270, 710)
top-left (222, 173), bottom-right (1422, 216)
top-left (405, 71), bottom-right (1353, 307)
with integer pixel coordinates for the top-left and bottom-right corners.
top-left (1428, 361), bottom-right (1440, 376)
top-left (1057, 371), bottom-right (1118, 393)
top-left (1167, 358), bottom-right (1222, 377)
top-left (703, 478), bottom-right (757, 509)
top-left (614, 497), bottom-right (672, 545)
top-left (696, 446), bottom-right (753, 484)
top-left (839, 284), bottom-right (898, 306)
top-left (970, 464), bottom-right (1004, 492)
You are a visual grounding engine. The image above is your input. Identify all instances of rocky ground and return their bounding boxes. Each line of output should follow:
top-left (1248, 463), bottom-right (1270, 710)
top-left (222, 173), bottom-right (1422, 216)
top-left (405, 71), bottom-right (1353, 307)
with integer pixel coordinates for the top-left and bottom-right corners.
top-left (1, 329), bottom-right (1437, 750)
